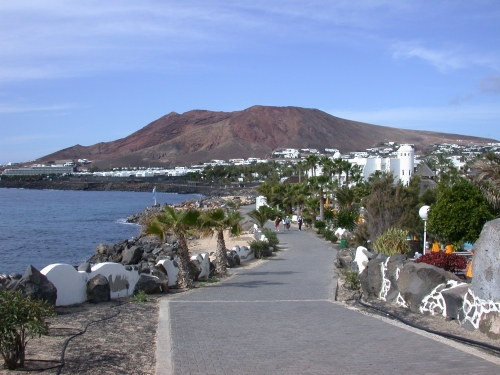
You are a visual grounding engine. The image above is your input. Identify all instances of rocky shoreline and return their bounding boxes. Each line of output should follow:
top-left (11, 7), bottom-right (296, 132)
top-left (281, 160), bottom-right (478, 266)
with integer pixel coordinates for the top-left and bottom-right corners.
top-left (0, 178), bottom-right (258, 197)
top-left (1, 192), bottom-right (258, 290)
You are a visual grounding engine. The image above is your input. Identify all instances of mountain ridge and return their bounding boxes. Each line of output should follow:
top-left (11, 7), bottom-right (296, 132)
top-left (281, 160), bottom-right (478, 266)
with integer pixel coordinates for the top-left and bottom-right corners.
top-left (35, 105), bottom-right (497, 167)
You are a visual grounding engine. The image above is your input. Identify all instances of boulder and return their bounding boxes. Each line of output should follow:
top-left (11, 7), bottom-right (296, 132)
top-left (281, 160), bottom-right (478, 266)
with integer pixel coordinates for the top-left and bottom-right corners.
top-left (233, 245), bottom-right (253, 262)
top-left (359, 258), bottom-right (385, 299)
top-left (152, 266), bottom-right (169, 293)
top-left (121, 246), bottom-right (144, 265)
top-left (86, 274), bottom-right (110, 303)
top-left (226, 250), bottom-right (241, 268)
top-left (10, 272), bottom-right (22, 280)
top-left (441, 283), bottom-right (470, 320)
top-left (397, 262), bottom-right (461, 313)
top-left (191, 253), bottom-right (211, 280)
top-left (96, 243), bottom-right (112, 255)
top-left (336, 249), bottom-right (353, 269)
top-left (133, 274), bottom-right (162, 294)
top-left (189, 259), bottom-right (202, 280)
top-left (78, 262), bottom-right (92, 273)
top-left (479, 311), bottom-right (500, 340)
top-left (353, 246), bottom-right (372, 274)
top-left (15, 265), bottom-right (57, 305)
top-left (385, 254), bottom-right (407, 303)
top-left (471, 218), bottom-right (500, 301)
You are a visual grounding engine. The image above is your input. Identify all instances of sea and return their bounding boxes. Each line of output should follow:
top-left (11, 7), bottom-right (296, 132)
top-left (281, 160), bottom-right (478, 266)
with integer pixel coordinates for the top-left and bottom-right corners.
top-left (0, 188), bottom-right (200, 275)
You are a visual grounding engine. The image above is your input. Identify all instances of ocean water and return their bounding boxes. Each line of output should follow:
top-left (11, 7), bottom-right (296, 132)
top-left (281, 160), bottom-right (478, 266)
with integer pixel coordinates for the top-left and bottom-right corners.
top-left (0, 188), bottom-right (200, 275)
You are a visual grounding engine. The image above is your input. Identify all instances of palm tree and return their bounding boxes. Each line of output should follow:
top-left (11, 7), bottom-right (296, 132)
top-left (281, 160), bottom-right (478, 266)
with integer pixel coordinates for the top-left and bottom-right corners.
top-left (309, 175), bottom-right (330, 220)
top-left (199, 208), bottom-right (243, 275)
top-left (247, 206), bottom-right (274, 228)
top-left (281, 183), bottom-right (296, 214)
top-left (336, 185), bottom-right (355, 210)
top-left (332, 158), bottom-right (344, 186)
top-left (305, 154), bottom-right (320, 177)
top-left (350, 164), bottom-right (364, 185)
top-left (302, 197), bottom-right (320, 224)
top-left (319, 156), bottom-right (335, 181)
top-left (256, 181), bottom-right (274, 207)
top-left (472, 153), bottom-right (500, 210)
top-left (293, 182), bottom-right (309, 216)
top-left (341, 160), bottom-right (353, 186)
top-left (143, 205), bottom-right (200, 289)
top-left (295, 160), bottom-right (305, 183)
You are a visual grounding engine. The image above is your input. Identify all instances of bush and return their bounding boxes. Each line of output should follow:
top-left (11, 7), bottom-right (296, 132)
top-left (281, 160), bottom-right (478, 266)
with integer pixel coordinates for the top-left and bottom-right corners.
top-left (130, 290), bottom-right (148, 303)
top-left (337, 208), bottom-right (357, 231)
top-left (345, 271), bottom-right (360, 290)
top-left (249, 240), bottom-right (270, 259)
top-left (415, 252), bottom-right (468, 273)
top-left (262, 228), bottom-right (279, 248)
top-left (314, 220), bottom-right (326, 230)
top-left (323, 228), bottom-right (332, 239)
top-left (373, 227), bottom-right (410, 256)
top-left (0, 291), bottom-right (56, 370)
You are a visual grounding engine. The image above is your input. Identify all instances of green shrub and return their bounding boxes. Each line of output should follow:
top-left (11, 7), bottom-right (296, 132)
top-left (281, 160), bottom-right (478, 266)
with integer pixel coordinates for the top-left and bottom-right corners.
top-left (345, 271), bottom-right (360, 290)
top-left (323, 228), bottom-right (333, 240)
top-left (314, 220), bottom-right (326, 230)
top-left (249, 239), bottom-right (270, 259)
top-left (330, 234), bottom-right (338, 243)
top-left (262, 228), bottom-right (280, 248)
top-left (337, 208), bottom-right (357, 231)
top-left (0, 291), bottom-right (55, 370)
top-left (373, 227), bottom-right (410, 256)
top-left (130, 290), bottom-right (148, 303)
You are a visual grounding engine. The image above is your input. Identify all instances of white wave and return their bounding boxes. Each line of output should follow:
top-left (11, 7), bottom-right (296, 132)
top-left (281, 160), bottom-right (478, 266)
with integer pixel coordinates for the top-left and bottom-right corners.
top-left (116, 218), bottom-right (140, 226)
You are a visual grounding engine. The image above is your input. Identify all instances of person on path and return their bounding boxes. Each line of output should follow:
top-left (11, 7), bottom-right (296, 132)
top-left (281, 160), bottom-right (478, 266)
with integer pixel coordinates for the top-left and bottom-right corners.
top-left (285, 216), bottom-right (291, 231)
top-left (297, 215), bottom-right (303, 231)
top-left (274, 216), bottom-right (281, 232)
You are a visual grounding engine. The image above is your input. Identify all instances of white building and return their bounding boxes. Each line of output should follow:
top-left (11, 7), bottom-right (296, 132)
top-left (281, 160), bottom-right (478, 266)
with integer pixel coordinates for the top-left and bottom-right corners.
top-left (308, 144), bottom-right (415, 186)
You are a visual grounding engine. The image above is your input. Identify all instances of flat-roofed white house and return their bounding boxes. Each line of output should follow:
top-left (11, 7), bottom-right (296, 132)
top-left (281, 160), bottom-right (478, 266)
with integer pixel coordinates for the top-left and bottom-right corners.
top-left (308, 144), bottom-right (415, 186)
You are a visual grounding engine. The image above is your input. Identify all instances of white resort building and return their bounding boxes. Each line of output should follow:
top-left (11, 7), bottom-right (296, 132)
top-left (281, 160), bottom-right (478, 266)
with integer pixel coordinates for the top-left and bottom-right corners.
top-left (311, 144), bottom-right (415, 186)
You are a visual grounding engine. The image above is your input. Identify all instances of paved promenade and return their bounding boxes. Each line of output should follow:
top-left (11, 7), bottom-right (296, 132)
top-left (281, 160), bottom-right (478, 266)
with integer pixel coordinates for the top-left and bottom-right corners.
top-left (156, 226), bottom-right (500, 374)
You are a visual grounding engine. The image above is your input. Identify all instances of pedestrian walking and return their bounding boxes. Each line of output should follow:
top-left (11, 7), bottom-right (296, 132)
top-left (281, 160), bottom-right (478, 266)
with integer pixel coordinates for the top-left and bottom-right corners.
top-left (285, 216), bottom-right (291, 231)
top-left (274, 216), bottom-right (281, 232)
top-left (297, 215), bottom-right (303, 231)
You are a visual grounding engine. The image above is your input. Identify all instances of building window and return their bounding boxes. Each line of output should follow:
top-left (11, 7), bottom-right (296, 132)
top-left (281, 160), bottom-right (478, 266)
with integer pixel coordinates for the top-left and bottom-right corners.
top-left (402, 170), bottom-right (404, 175)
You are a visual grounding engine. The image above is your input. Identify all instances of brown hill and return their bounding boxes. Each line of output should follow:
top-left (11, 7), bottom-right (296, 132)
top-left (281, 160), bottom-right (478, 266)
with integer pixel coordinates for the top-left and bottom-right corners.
top-left (37, 105), bottom-right (497, 168)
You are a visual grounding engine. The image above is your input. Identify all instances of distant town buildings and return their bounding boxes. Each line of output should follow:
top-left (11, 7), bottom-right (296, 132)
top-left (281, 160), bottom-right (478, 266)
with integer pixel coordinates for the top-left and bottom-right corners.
top-left (3, 141), bottom-right (500, 181)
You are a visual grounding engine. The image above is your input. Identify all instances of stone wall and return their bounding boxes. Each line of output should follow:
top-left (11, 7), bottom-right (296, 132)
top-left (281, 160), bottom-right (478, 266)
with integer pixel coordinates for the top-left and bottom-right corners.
top-left (343, 245), bottom-right (500, 340)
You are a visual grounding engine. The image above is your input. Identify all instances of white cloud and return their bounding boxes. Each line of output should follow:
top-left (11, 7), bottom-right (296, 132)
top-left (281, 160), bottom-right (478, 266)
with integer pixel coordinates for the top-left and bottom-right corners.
top-left (392, 42), bottom-right (500, 73)
top-left (0, 1), bottom-right (428, 82)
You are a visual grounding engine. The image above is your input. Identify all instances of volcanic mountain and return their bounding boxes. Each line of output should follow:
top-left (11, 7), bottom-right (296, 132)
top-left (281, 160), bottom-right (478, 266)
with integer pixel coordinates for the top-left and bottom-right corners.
top-left (37, 105), bottom-right (497, 168)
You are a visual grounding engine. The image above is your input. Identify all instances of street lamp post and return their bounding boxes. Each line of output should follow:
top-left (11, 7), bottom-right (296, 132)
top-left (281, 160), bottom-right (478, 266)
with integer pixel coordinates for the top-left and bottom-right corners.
top-left (419, 205), bottom-right (430, 254)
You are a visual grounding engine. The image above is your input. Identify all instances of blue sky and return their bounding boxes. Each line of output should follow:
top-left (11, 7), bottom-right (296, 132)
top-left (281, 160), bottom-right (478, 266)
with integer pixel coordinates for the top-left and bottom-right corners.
top-left (1, 1), bottom-right (500, 164)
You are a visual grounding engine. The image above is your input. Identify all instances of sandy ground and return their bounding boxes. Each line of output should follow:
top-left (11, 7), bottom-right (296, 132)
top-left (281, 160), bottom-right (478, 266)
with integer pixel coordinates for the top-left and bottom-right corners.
top-left (189, 229), bottom-right (255, 256)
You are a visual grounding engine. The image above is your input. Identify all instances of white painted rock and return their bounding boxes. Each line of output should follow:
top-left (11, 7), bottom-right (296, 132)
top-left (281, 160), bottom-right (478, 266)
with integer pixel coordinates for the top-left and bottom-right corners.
top-left (354, 246), bottom-right (370, 274)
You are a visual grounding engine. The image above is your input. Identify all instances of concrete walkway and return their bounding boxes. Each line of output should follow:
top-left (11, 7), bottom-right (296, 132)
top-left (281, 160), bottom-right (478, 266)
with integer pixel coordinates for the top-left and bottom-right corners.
top-left (156, 226), bottom-right (500, 374)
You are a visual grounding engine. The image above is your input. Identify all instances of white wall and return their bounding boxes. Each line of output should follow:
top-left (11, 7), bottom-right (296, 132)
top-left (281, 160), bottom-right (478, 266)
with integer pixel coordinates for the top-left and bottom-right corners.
top-left (41, 262), bottom-right (141, 306)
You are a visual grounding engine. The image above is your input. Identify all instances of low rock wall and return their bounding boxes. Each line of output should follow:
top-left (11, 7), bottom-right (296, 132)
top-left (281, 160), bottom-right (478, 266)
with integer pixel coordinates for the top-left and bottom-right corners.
top-left (338, 247), bottom-right (500, 340)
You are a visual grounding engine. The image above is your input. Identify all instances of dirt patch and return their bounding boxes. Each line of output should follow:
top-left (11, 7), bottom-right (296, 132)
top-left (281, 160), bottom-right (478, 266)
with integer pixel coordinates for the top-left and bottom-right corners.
top-left (0, 299), bottom-right (159, 375)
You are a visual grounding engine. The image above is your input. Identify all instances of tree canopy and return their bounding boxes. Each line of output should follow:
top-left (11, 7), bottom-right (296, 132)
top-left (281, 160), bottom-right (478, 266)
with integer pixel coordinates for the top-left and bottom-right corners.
top-left (427, 178), bottom-right (496, 245)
